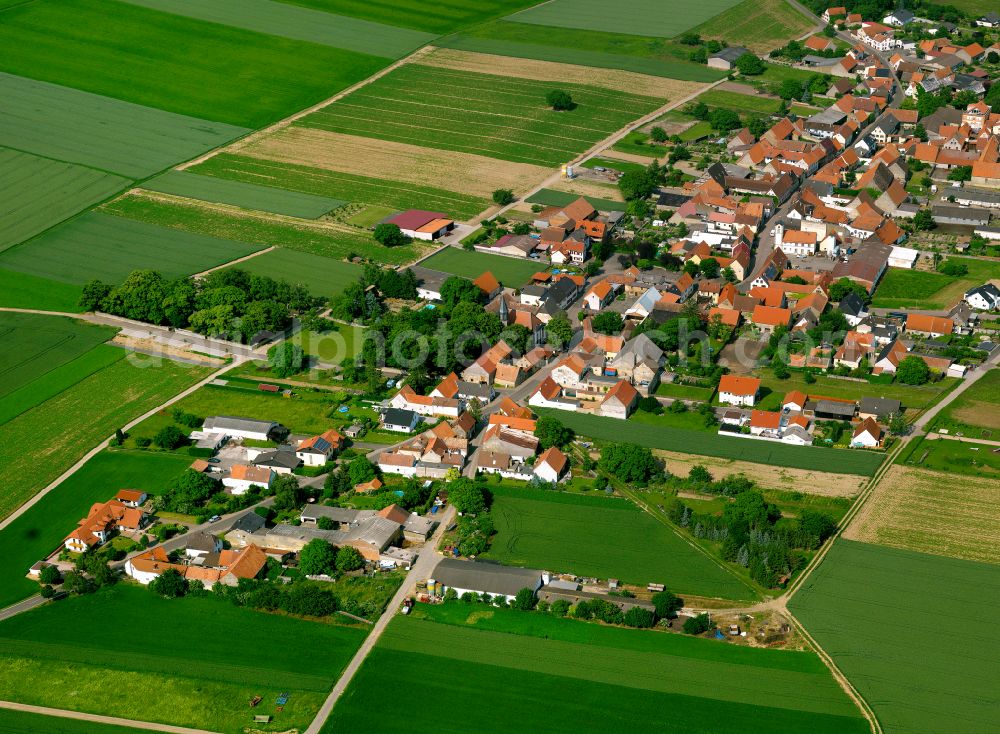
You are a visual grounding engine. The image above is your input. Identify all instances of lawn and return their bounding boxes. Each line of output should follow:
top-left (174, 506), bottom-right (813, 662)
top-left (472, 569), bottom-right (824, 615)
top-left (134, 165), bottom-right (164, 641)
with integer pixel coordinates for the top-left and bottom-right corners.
top-left (419, 247), bottom-right (541, 286)
top-left (120, 0), bottom-right (434, 57)
top-left (0, 450), bottom-right (192, 608)
top-left (538, 409), bottom-right (885, 475)
top-left (297, 64), bottom-right (664, 167)
top-left (220, 248), bottom-right (360, 299)
top-left (0, 358), bottom-right (210, 522)
top-left (872, 259), bottom-right (1000, 309)
top-left (0, 212), bottom-right (262, 286)
top-left (525, 188), bottom-right (626, 212)
top-left (579, 157), bottom-right (649, 174)
top-left (507, 0), bottom-right (742, 38)
top-left (612, 130), bottom-right (664, 157)
top-left (103, 192), bottom-right (419, 265)
top-left (483, 486), bottom-right (755, 599)
top-left (277, 0), bottom-right (538, 34)
top-left (697, 89), bottom-right (782, 114)
top-left (0, 148), bottom-right (129, 252)
top-left (143, 170), bottom-right (345, 219)
top-left (0, 72), bottom-right (248, 179)
top-left (0, 586), bottom-right (366, 732)
top-left (897, 433), bottom-right (1000, 477)
top-left (756, 63), bottom-right (820, 86)
top-left (679, 120), bottom-right (715, 141)
top-left (0, 312), bottom-right (116, 399)
top-left (325, 614), bottom-right (869, 734)
top-left (0, 269), bottom-right (84, 312)
top-left (0, 0), bottom-right (388, 129)
top-left (931, 368), bottom-right (1000, 434)
top-left (0, 708), bottom-right (154, 734)
top-left (790, 539), bottom-right (1000, 734)
top-left (191, 153), bottom-right (491, 220)
top-left (752, 371), bottom-right (958, 415)
top-left (688, 0), bottom-right (813, 52)
top-left (656, 381), bottom-right (716, 400)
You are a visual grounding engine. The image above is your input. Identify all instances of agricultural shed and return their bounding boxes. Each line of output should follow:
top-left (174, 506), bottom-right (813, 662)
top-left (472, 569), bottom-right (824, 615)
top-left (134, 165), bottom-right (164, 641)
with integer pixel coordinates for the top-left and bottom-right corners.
top-left (432, 558), bottom-right (543, 603)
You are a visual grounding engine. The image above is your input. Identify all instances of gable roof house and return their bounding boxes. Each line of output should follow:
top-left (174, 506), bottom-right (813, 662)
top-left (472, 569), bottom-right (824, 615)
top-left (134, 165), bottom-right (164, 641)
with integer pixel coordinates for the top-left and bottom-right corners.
top-left (718, 375), bottom-right (761, 407)
top-left (598, 380), bottom-right (639, 420)
top-left (851, 417), bottom-right (884, 447)
top-left (223, 464), bottom-right (274, 495)
top-left (126, 543), bottom-right (268, 589)
top-left (296, 429), bottom-right (343, 466)
top-left (534, 446), bottom-right (569, 483)
top-left (65, 499), bottom-right (147, 553)
top-left (905, 314), bottom-right (953, 338)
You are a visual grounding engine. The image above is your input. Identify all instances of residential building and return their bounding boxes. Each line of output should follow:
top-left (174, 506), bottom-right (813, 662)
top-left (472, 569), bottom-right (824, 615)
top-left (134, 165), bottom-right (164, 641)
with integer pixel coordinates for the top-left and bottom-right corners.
top-left (599, 380), bottom-right (639, 420)
top-left (851, 417), bottom-right (883, 447)
top-left (296, 429), bottom-right (343, 466)
top-left (718, 375), bottom-right (761, 407)
top-left (534, 446), bottom-right (569, 483)
top-left (64, 499), bottom-right (147, 553)
top-left (965, 283), bottom-right (1000, 310)
top-left (381, 408), bottom-right (421, 433)
top-left (223, 464), bottom-right (274, 495)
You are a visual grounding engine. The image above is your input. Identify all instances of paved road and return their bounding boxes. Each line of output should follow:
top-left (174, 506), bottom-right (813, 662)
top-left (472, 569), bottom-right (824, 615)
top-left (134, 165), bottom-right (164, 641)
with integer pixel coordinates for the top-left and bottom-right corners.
top-left (0, 700), bottom-right (220, 734)
top-left (303, 505), bottom-right (456, 734)
top-left (0, 595), bottom-right (46, 622)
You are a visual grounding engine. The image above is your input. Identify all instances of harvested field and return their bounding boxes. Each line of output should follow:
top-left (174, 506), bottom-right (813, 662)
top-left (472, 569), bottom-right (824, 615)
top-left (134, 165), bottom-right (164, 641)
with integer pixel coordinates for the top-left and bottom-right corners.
top-left (933, 369), bottom-right (1000, 433)
top-left (845, 465), bottom-right (1000, 564)
top-left (654, 450), bottom-right (865, 497)
top-left (421, 47), bottom-right (706, 99)
top-left (508, 0), bottom-right (742, 38)
top-left (949, 403), bottom-right (1000, 430)
top-left (240, 127), bottom-right (551, 200)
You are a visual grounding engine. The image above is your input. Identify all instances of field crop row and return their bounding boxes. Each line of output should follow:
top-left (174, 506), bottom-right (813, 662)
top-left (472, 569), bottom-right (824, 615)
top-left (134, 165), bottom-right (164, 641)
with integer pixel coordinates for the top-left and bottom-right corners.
top-left (791, 540), bottom-right (1000, 734)
top-left (539, 409), bottom-right (885, 475)
top-left (484, 486), bottom-right (755, 599)
top-left (0, 72), bottom-right (248, 179)
top-left (192, 153), bottom-right (491, 220)
top-left (120, 0), bottom-right (434, 58)
top-left (0, 148), bottom-right (129, 252)
top-left (508, 0), bottom-right (742, 39)
top-left (0, 212), bottom-right (263, 285)
top-left (277, 0), bottom-right (537, 34)
top-left (688, 0), bottom-right (813, 52)
top-left (299, 64), bottom-right (663, 166)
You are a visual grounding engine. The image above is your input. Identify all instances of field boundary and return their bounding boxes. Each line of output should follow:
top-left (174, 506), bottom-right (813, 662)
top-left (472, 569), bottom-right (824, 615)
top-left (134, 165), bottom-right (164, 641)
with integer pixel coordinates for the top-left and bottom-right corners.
top-left (0, 700), bottom-right (217, 734)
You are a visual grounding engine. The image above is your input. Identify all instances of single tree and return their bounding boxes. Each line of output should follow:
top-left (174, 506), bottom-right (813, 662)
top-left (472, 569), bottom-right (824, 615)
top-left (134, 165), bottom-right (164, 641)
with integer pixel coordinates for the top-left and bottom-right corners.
top-left (373, 223), bottom-right (408, 247)
top-left (735, 53), bottom-right (766, 75)
top-left (683, 612), bottom-right (714, 635)
top-left (512, 587), bottom-right (538, 611)
top-left (271, 474), bottom-right (303, 510)
top-left (546, 315), bottom-right (573, 348)
top-left (149, 568), bottom-right (187, 598)
top-left (896, 355), bottom-right (930, 385)
top-left (492, 189), bottom-right (515, 206)
top-left (591, 311), bottom-right (624, 335)
top-left (335, 545), bottom-right (364, 573)
top-left (535, 415), bottom-right (575, 449)
top-left (624, 606), bottom-right (655, 628)
top-left (546, 89), bottom-right (573, 110)
top-left (650, 126), bottom-right (668, 143)
top-left (153, 425), bottom-right (186, 450)
top-left (348, 456), bottom-right (377, 485)
top-left (38, 565), bottom-right (61, 585)
top-left (448, 479), bottom-right (488, 514)
top-left (300, 538), bottom-right (338, 576)
top-left (651, 590), bottom-right (684, 619)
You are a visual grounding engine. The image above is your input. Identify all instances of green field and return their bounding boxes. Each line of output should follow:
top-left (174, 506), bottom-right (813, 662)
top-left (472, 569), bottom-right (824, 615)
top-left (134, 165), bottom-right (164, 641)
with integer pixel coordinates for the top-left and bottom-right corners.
top-left (220, 248), bottom-right (360, 299)
top-left (419, 247), bottom-right (541, 286)
top-left (0, 359), bottom-right (210, 522)
top-left (872, 258), bottom-right (1000, 310)
top-left (579, 157), bottom-right (649, 174)
top-left (509, 0), bottom-right (741, 38)
top-left (930, 369), bottom-right (1000, 435)
top-left (278, 0), bottom-right (536, 33)
top-left (0, 313), bottom-right (116, 399)
top-left (0, 0), bottom-right (388, 129)
top-left (0, 451), bottom-right (192, 608)
top-left (326, 613), bottom-right (868, 734)
top-left (0, 212), bottom-right (262, 285)
top-left (191, 153), bottom-right (491, 220)
top-left (751, 371), bottom-right (957, 415)
top-left (897, 433), bottom-right (1000, 476)
top-left (0, 708), bottom-right (153, 734)
top-left (484, 487), bottom-right (754, 599)
top-left (437, 21), bottom-right (726, 82)
top-left (525, 188), bottom-right (626, 212)
top-left (0, 72), bottom-right (248, 179)
top-left (538, 409), bottom-right (885, 475)
top-left (0, 270), bottom-right (84, 312)
top-left (791, 540), bottom-right (1000, 734)
top-left (298, 64), bottom-right (664, 166)
top-left (0, 586), bottom-right (366, 732)
top-left (697, 89), bottom-right (782, 114)
top-left (103, 192), bottom-right (419, 265)
top-left (688, 0), bottom-right (813, 51)
top-left (120, 0), bottom-right (434, 57)
top-left (144, 170), bottom-right (345, 219)
top-left (0, 148), bottom-right (129, 252)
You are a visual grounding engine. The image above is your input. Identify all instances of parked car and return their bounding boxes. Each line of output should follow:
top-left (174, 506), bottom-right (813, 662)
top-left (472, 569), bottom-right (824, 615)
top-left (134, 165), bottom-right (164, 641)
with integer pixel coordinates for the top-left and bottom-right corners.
top-left (208, 515), bottom-right (221, 523)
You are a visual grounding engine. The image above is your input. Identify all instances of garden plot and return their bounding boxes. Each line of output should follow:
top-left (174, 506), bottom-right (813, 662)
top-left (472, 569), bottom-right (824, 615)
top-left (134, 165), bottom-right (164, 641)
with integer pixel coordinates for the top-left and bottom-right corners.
top-left (507, 0), bottom-right (742, 38)
top-left (120, 0), bottom-right (434, 57)
top-left (297, 64), bottom-right (664, 166)
top-left (0, 148), bottom-right (129, 252)
top-left (238, 127), bottom-right (550, 200)
top-left (0, 72), bottom-right (248, 179)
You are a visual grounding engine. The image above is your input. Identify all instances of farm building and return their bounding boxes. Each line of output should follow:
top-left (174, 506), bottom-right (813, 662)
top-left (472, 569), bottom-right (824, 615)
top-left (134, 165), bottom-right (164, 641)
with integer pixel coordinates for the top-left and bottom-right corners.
top-left (708, 46), bottom-right (752, 70)
top-left (432, 558), bottom-right (544, 603)
top-left (125, 544), bottom-right (268, 589)
top-left (858, 397), bottom-right (901, 421)
top-left (202, 416), bottom-right (283, 443)
top-left (386, 210), bottom-right (455, 241)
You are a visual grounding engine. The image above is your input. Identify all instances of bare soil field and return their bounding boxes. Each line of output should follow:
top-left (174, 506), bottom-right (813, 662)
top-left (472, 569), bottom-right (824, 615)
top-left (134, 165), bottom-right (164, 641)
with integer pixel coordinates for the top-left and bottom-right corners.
top-left (238, 127), bottom-right (551, 198)
top-left (845, 465), bottom-right (1000, 564)
top-left (655, 450), bottom-right (865, 497)
top-left (420, 47), bottom-right (705, 100)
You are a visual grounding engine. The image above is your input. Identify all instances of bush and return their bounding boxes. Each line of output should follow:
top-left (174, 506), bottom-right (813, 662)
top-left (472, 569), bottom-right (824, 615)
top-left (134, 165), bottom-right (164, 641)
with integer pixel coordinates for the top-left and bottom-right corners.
top-left (683, 612), bottom-right (714, 635)
top-left (373, 222), bottom-right (409, 247)
top-left (624, 606), bottom-right (656, 628)
top-left (550, 599), bottom-right (570, 617)
top-left (267, 342), bottom-right (304, 378)
top-left (512, 587), bottom-right (538, 611)
top-left (335, 545), bottom-right (365, 573)
top-left (652, 590), bottom-right (684, 619)
top-left (492, 189), bottom-right (515, 206)
top-left (38, 565), bottom-right (61, 585)
top-left (149, 568), bottom-right (188, 598)
top-left (153, 425), bottom-right (187, 450)
top-left (135, 436), bottom-right (152, 448)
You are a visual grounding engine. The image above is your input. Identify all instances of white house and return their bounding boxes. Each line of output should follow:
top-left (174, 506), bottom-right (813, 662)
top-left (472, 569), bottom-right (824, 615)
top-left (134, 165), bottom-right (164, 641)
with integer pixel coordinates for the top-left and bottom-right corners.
top-left (381, 408), bottom-right (421, 433)
top-left (528, 377), bottom-right (580, 412)
top-left (718, 375), bottom-right (761, 407)
top-left (202, 416), bottom-right (279, 442)
top-left (296, 429), bottom-right (343, 466)
top-left (888, 246), bottom-right (919, 269)
top-left (432, 558), bottom-right (544, 603)
top-left (583, 280), bottom-right (616, 311)
top-left (851, 418), bottom-right (883, 448)
top-left (533, 446), bottom-right (569, 483)
top-left (550, 355), bottom-right (588, 389)
top-left (223, 464), bottom-right (274, 495)
top-left (184, 532), bottom-right (222, 559)
top-left (965, 283), bottom-right (1000, 310)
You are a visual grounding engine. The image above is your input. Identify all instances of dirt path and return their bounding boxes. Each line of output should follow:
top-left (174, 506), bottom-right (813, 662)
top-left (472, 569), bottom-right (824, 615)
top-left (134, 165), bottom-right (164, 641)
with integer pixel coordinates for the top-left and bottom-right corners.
top-left (192, 245), bottom-right (276, 278)
top-left (0, 700), bottom-right (220, 734)
top-left (925, 431), bottom-right (1000, 447)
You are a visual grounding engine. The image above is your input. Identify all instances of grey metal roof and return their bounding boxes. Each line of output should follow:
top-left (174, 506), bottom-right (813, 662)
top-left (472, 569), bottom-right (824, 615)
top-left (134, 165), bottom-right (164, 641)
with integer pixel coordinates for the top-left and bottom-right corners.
top-left (711, 46), bottom-right (750, 63)
top-left (342, 517), bottom-right (401, 549)
top-left (203, 416), bottom-right (278, 434)
top-left (227, 511), bottom-right (266, 534)
top-left (433, 558), bottom-right (542, 597)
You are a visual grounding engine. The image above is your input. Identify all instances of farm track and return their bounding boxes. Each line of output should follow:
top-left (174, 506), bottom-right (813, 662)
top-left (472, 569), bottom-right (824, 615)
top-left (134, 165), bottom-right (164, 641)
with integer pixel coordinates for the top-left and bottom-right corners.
top-left (0, 701), bottom-right (220, 734)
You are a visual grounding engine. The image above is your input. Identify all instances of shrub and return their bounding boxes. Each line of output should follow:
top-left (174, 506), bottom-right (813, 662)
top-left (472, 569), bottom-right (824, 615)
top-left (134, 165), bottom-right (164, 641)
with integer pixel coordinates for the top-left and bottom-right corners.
top-left (550, 599), bottom-right (570, 617)
top-left (624, 606), bottom-right (656, 628)
top-left (683, 612), bottom-right (714, 635)
top-left (373, 223), bottom-right (409, 247)
top-left (492, 189), bottom-right (515, 206)
top-left (153, 425), bottom-right (186, 450)
top-left (38, 565), bottom-right (61, 585)
top-left (135, 436), bottom-right (152, 448)
top-left (512, 587), bottom-right (538, 611)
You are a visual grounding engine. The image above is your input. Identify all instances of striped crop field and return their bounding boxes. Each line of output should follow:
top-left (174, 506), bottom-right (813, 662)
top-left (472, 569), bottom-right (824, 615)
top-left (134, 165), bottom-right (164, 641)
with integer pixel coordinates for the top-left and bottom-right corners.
top-left (297, 64), bottom-right (664, 166)
top-left (143, 170), bottom-right (345, 219)
top-left (190, 154), bottom-right (491, 220)
top-left (0, 212), bottom-right (263, 285)
top-left (0, 73), bottom-right (248, 179)
top-left (508, 0), bottom-right (742, 38)
top-left (0, 0), bottom-right (388, 129)
top-left (274, 0), bottom-right (538, 34)
top-left (119, 0), bottom-right (434, 57)
top-left (0, 148), bottom-right (129, 252)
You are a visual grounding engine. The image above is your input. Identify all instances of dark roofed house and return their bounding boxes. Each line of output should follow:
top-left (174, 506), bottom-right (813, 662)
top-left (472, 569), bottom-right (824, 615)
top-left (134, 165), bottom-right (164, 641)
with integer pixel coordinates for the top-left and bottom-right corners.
top-left (382, 408), bottom-right (420, 433)
top-left (858, 397), bottom-right (902, 420)
top-left (433, 558), bottom-right (544, 602)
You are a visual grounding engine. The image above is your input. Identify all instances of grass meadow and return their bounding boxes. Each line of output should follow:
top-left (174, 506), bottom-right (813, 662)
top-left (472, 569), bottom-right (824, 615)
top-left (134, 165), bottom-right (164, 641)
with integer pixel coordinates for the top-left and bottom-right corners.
top-left (325, 614), bottom-right (869, 734)
top-left (696, 89), bottom-right (782, 115)
top-left (790, 540), bottom-right (1000, 734)
top-left (0, 450), bottom-right (193, 608)
top-left (538, 409), bottom-right (885, 475)
top-left (298, 64), bottom-right (664, 166)
top-left (276, 0), bottom-right (538, 34)
top-left (897, 432), bottom-right (1000, 476)
top-left (872, 259), bottom-right (1000, 310)
top-left (0, 0), bottom-right (388, 129)
top-left (0, 358), bottom-right (210, 522)
top-left (930, 368), bottom-right (1000, 435)
top-left (525, 188), bottom-right (625, 212)
top-left (144, 170), bottom-right (345, 219)
top-left (419, 247), bottom-right (541, 286)
top-left (0, 72), bottom-right (249, 179)
top-left (0, 313), bottom-right (116, 399)
top-left (508, 0), bottom-right (742, 38)
top-left (484, 486), bottom-right (755, 599)
top-left (0, 269), bottom-right (84, 312)
top-left (0, 212), bottom-right (262, 285)
top-left (120, 0), bottom-right (434, 57)
top-left (192, 153), bottom-right (491, 220)
top-left (220, 248), bottom-right (360, 299)
top-left (0, 148), bottom-right (129, 252)
top-left (0, 586), bottom-right (366, 732)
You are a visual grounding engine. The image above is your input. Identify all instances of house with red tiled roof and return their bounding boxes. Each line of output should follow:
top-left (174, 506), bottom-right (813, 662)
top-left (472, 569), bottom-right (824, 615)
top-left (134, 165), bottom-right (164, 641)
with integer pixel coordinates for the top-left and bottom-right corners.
top-left (386, 210), bottom-right (454, 241)
top-left (64, 499), bottom-right (148, 553)
top-left (905, 313), bottom-right (953, 338)
top-left (851, 417), bottom-right (883, 447)
top-left (126, 543), bottom-right (267, 589)
top-left (473, 271), bottom-right (501, 300)
top-left (751, 305), bottom-right (791, 335)
top-left (551, 354), bottom-right (589, 389)
top-left (583, 279), bottom-right (617, 311)
top-left (718, 375), bottom-right (761, 407)
top-left (599, 380), bottom-right (639, 420)
top-left (296, 429), bottom-right (343, 466)
top-left (534, 446), bottom-right (569, 483)
top-left (749, 410), bottom-right (783, 435)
